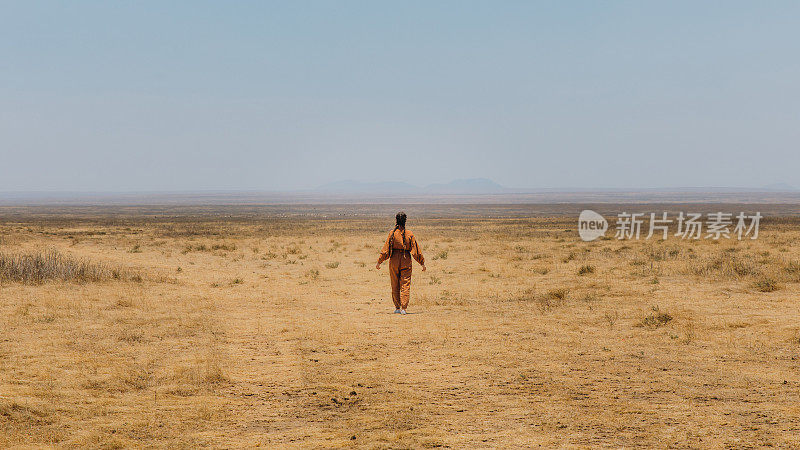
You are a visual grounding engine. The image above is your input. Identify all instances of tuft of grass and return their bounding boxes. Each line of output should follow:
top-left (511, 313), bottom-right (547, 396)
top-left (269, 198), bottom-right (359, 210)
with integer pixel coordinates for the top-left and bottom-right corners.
top-left (783, 262), bottom-right (800, 282)
top-left (325, 261), bottom-right (340, 269)
top-left (0, 401), bottom-right (52, 426)
top-left (752, 277), bottom-right (779, 292)
top-left (637, 306), bottom-right (673, 328)
top-left (692, 254), bottom-right (761, 279)
top-left (171, 357), bottom-right (230, 387)
top-left (305, 269), bottom-right (319, 280)
top-left (116, 365), bottom-right (151, 391)
top-left (182, 243), bottom-right (207, 253)
top-left (0, 249), bottom-right (139, 284)
top-left (581, 293), bottom-right (599, 303)
top-left (578, 264), bottom-right (595, 275)
top-left (515, 288), bottom-right (570, 312)
top-left (118, 330), bottom-right (145, 343)
top-left (604, 310), bottom-right (619, 328)
top-left (433, 250), bottom-right (449, 260)
top-left (538, 289), bottom-right (569, 312)
top-left (436, 290), bottom-right (467, 306)
top-left (546, 288), bottom-right (569, 301)
top-left (784, 261), bottom-right (800, 274)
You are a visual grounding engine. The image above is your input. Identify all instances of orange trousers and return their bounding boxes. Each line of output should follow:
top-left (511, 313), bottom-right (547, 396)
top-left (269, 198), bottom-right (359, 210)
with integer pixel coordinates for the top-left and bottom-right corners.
top-left (389, 251), bottom-right (413, 309)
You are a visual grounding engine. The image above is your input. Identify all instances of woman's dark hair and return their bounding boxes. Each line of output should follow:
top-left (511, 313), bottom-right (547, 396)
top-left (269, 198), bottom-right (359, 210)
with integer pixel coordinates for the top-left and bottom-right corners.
top-left (395, 211), bottom-right (407, 228)
top-left (390, 211), bottom-right (408, 252)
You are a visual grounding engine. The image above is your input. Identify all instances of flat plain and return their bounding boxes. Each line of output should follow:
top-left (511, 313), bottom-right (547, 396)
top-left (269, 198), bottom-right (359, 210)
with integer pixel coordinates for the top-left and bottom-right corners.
top-left (1, 204), bottom-right (799, 448)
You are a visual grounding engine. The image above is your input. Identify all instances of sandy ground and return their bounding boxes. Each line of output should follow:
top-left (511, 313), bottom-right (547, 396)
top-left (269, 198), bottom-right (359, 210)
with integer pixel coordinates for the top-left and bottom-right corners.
top-left (1, 210), bottom-right (799, 447)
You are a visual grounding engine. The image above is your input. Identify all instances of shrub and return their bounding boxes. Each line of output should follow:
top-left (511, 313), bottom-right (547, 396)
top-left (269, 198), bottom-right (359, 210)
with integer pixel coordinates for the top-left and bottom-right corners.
top-left (637, 307), bottom-right (673, 328)
top-left (514, 288), bottom-right (570, 312)
top-left (182, 244), bottom-right (208, 253)
top-left (578, 265), bottom-right (595, 275)
top-left (692, 254), bottom-right (761, 279)
top-left (547, 288), bottom-right (569, 301)
top-left (784, 261), bottom-right (800, 274)
top-left (752, 277), bottom-right (779, 292)
top-left (0, 249), bottom-right (138, 284)
top-left (325, 262), bottom-right (340, 269)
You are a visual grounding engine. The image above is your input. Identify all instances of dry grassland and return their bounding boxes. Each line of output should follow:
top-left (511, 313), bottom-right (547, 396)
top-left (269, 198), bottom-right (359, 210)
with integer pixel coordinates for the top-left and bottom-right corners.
top-left (1, 208), bottom-right (799, 447)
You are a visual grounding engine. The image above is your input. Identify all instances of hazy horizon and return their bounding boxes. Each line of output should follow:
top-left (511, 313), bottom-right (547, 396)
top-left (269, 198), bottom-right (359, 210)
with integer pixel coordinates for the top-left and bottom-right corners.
top-left (1, 176), bottom-right (798, 195)
top-left (3, 2), bottom-right (799, 192)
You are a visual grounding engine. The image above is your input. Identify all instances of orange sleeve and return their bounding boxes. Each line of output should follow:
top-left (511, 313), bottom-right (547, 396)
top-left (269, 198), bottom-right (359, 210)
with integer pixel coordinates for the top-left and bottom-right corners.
top-left (410, 234), bottom-right (425, 266)
top-left (377, 231), bottom-right (392, 264)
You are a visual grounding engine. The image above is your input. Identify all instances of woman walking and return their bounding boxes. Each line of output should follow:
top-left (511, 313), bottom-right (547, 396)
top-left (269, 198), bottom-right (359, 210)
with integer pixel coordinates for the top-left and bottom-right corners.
top-left (376, 212), bottom-right (425, 314)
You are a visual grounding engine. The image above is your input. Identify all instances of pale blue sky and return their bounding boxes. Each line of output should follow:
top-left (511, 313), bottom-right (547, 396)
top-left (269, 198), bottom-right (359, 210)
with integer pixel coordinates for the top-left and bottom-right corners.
top-left (2, 1), bottom-right (799, 191)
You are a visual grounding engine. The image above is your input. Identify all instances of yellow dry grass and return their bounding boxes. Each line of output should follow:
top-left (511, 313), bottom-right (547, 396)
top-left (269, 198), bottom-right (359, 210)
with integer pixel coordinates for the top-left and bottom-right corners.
top-left (1, 209), bottom-right (799, 447)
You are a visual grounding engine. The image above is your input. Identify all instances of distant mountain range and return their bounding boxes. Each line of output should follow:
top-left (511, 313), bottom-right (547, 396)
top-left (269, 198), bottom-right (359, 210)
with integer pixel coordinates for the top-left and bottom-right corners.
top-left (316, 178), bottom-right (508, 194)
top-left (761, 183), bottom-right (797, 191)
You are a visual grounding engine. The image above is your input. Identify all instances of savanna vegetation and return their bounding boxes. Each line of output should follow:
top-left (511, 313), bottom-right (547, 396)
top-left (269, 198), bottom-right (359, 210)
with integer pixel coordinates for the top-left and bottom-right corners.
top-left (1, 205), bottom-right (799, 447)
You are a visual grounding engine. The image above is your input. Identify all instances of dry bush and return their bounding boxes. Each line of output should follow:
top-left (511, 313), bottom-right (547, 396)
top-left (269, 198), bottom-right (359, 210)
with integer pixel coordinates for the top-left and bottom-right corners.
top-left (514, 288), bottom-right (570, 312)
top-left (603, 310), bottom-right (619, 328)
top-left (752, 277), bottom-right (780, 292)
top-left (691, 253), bottom-right (762, 279)
top-left (637, 306), bottom-right (673, 328)
top-left (0, 400), bottom-right (53, 427)
top-left (183, 244), bottom-right (209, 253)
top-left (171, 359), bottom-right (228, 388)
top-left (305, 269), bottom-right (320, 280)
top-left (183, 243), bottom-right (236, 253)
top-left (435, 290), bottom-right (467, 306)
top-left (782, 261), bottom-right (800, 282)
top-left (0, 249), bottom-right (140, 284)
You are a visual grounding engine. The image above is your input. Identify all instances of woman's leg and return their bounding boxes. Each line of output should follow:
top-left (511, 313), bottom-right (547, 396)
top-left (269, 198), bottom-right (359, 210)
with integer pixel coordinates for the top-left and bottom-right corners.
top-left (399, 267), bottom-right (412, 310)
top-left (390, 265), bottom-right (402, 309)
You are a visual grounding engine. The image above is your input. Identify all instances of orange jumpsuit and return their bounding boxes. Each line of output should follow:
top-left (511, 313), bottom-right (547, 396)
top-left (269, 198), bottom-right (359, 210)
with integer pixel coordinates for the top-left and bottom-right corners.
top-left (377, 228), bottom-right (425, 310)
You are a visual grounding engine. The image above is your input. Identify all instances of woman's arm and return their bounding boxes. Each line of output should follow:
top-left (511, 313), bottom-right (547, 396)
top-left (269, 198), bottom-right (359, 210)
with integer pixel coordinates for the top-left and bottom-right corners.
top-left (375, 232), bottom-right (392, 269)
top-left (410, 235), bottom-right (426, 271)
